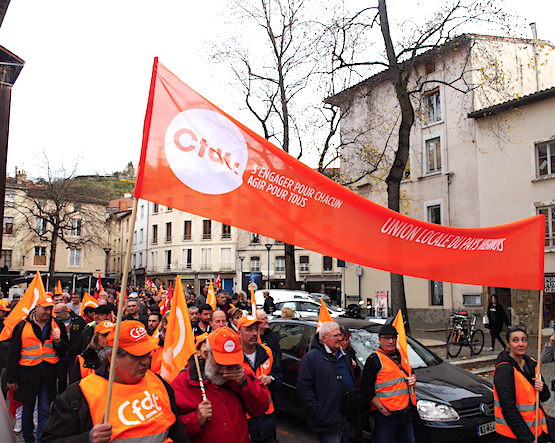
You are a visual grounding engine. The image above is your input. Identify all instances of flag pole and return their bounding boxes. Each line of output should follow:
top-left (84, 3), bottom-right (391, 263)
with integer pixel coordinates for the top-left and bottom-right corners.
top-left (104, 196), bottom-right (139, 422)
top-left (534, 289), bottom-right (544, 443)
top-left (193, 354), bottom-right (207, 401)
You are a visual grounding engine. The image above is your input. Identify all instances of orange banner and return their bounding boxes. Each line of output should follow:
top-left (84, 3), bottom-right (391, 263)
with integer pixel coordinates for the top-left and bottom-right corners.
top-left (134, 59), bottom-right (545, 291)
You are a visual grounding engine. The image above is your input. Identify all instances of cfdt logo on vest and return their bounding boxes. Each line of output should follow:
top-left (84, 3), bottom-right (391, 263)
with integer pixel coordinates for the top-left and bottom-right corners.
top-left (165, 109), bottom-right (248, 195)
top-left (118, 390), bottom-right (163, 425)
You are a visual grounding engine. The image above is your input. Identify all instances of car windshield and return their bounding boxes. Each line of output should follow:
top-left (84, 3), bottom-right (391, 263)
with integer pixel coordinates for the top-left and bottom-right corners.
top-left (349, 328), bottom-right (442, 369)
top-left (307, 294), bottom-right (342, 312)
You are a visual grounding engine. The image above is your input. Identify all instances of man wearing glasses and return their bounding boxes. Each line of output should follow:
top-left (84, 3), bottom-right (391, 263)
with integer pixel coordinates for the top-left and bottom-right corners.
top-left (297, 321), bottom-right (356, 443)
top-left (361, 324), bottom-right (417, 443)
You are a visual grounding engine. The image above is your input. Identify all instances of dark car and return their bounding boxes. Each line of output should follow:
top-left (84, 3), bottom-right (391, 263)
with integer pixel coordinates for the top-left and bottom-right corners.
top-left (270, 317), bottom-right (497, 443)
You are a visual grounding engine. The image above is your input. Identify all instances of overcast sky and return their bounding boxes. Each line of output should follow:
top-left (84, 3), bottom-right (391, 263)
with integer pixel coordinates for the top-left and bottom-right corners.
top-left (0, 0), bottom-right (553, 179)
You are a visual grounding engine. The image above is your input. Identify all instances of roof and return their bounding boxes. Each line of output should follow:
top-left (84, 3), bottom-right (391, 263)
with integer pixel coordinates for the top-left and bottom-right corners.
top-left (468, 87), bottom-right (555, 119)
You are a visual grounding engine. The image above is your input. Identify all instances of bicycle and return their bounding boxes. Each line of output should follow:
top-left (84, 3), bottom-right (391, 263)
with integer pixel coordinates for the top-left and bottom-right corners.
top-left (446, 311), bottom-right (484, 358)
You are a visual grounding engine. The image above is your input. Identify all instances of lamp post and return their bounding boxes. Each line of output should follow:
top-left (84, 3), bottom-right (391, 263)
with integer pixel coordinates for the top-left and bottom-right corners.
top-left (239, 256), bottom-right (245, 291)
top-left (265, 244), bottom-right (272, 289)
top-left (104, 247), bottom-right (111, 284)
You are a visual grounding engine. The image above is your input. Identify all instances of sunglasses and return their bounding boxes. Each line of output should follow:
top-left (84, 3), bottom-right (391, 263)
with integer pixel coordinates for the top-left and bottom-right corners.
top-left (508, 325), bottom-right (526, 333)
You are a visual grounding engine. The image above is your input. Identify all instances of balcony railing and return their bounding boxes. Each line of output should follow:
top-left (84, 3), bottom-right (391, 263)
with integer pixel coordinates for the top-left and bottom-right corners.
top-left (183, 235), bottom-right (192, 241)
top-left (180, 263), bottom-right (193, 270)
top-left (220, 262), bottom-right (232, 270)
top-left (151, 238), bottom-right (158, 245)
top-left (200, 263), bottom-right (211, 270)
top-left (165, 236), bottom-right (172, 243)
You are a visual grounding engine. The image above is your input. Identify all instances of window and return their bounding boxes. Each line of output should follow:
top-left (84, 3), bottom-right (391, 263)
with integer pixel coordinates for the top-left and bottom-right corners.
top-left (150, 251), bottom-right (158, 271)
top-left (537, 141), bottom-right (555, 177)
top-left (152, 225), bottom-right (158, 244)
top-left (426, 137), bottom-right (441, 174)
top-left (5, 189), bottom-right (15, 206)
top-left (2, 250), bottom-right (12, 268)
top-left (36, 217), bottom-right (46, 235)
top-left (140, 205), bottom-right (144, 219)
top-left (251, 233), bottom-right (260, 244)
top-left (323, 256), bottom-right (333, 272)
top-left (251, 256), bottom-right (260, 272)
top-left (202, 220), bottom-right (211, 240)
top-left (222, 224), bottom-right (231, 239)
top-left (165, 250), bottom-right (172, 270)
top-left (165, 222), bottom-right (172, 242)
top-left (182, 248), bottom-right (192, 270)
top-left (539, 205), bottom-right (555, 248)
top-left (3, 216), bottom-right (13, 234)
top-left (300, 255), bottom-right (309, 272)
top-left (200, 248), bottom-right (212, 270)
top-left (220, 247), bottom-right (232, 270)
top-left (138, 252), bottom-right (143, 268)
top-left (275, 323), bottom-right (305, 357)
top-left (152, 203), bottom-right (159, 214)
top-left (431, 281), bottom-right (443, 306)
top-left (69, 249), bottom-right (82, 267)
top-left (70, 219), bottom-right (81, 237)
top-left (133, 230), bottom-right (137, 244)
top-left (139, 228), bottom-right (144, 243)
top-left (166, 206), bottom-right (172, 211)
top-left (34, 246), bottom-right (46, 265)
top-left (427, 205), bottom-right (441, 225)
top-left (275, 256), bottom-right (285, 272)
top-left (183, 220), bottom-right (192, 240)
top-left (424, 88), bottom-right (441, 124)
top-left (132, 254), bottom-right (136, 269)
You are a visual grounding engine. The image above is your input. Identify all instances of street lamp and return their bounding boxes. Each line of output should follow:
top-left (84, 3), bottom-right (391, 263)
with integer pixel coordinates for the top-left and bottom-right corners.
top-left (265, 244), bottom-right (272, 289)
top-left (103, 247), bottom-right (111, 283)
top-left (239, 256), bottom-right (245, 271)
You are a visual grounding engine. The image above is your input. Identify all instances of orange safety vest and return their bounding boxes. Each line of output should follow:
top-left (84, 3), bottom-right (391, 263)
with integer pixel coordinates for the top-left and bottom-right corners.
top-left (493, 362), bottom-right (547, 439)
top-left (241, 343), bottom-right (274, 416)
top-left (75, 355), bottom-right (95, 379)
top-left (150, 345), bottom-right (163, 374)
top-left (19, 319), bottom-right (60, 366)
top-left (80, 370), bottom-right (175, 442)
top-left (372, 348), bottom-right (416, 412)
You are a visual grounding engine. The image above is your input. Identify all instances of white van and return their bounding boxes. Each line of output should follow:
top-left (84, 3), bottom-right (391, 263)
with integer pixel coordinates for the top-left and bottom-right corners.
top-left (254, 289), bottom-right (312, 307)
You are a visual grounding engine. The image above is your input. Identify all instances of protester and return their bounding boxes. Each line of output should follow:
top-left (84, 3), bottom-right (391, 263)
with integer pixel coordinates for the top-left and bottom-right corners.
top-left (76, 304), bottom-right (114, 355)
top-left (147, 312), bottom-right (162, 336)
top-left (227, 307), bottom-right (243, 331)
top-left (262, 291), bottom-right (275, 314)
top-left (235, 290), bottom-right (249, 311)
top-left (52, 294), bottom-right (64, 305)
top-left (172, 327), bottom-right (269, 442)
top-left (361, 324), bottom-right (416, 443)
top-left (150, 312), bottom-right (169, 374)
top-left (82, 306), bottom-right (95, 324)
top-left (216, 289), bottom-right (232, 315)
top-left (122, 298), bottom-right (148, 327)
top-left (66, 293), bottom-right (82, 315)
top-left (487, 294), bottom-right (510, 351)
top-left (42, 320), bottom-right (189, 443)
top-left (7, 294), bottom-right (68, 443)
top-left (541, 329), bottom-right (555, 363)
top-left (209, 310), bottom-right (227, 331)
top-left (340, 325), bottom-right (360, 378)
top-left (297, 321), bottom-right (356, 443)
top-left (238, 316), bottom-right (282, 443)
top-left (195, 285), bottom-right (208, 307)
top-left (257, 310), bottom-right (282, 365)
top-left (69, 320), bottom-right (114, 384)
top-left (281, 307), bottom-right (296, 318)
top-left (0, 302), bottom-right (11, 397)
top-left (52, 303), bottom-right (86, 394)
top-left (188, 306), bottom-right (200, 327)
top-left (494, 326), bottom-right (549, 442)
top-left (193, 304), bottom-right (212, 336)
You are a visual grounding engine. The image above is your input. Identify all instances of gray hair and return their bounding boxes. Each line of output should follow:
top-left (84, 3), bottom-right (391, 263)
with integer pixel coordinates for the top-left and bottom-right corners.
top-left (188, 306), bottom-right (199, 314)
top-left (98, 346), bottom-right (131, 366)
top-left (319, 322), bottom-right (339, 342)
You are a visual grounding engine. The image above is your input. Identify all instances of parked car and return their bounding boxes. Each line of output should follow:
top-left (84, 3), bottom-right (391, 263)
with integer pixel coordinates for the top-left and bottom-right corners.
top-left (272, 299), bottom-right (343, 319)
top-left (254, 289), bottom-right (313, 307)
top-left (269, 317), bottom-right (497, 443)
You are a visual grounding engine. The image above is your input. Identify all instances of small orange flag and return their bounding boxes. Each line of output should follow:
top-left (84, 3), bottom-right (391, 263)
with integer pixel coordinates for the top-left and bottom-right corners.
top-left (160, 277), bottom-right (196, 382)
top-left (80, 293), bottom-right (99, 317)
top-left (206, 280), bottom-right (217, 311)
top-left (316, 297), bottom-right (333, 332)
top-left (55, 280), bottom-right (63, 295)
top-left (250, 284), bottom-right (257, 320)
top-left (0, 272), bottom-right (46, 341)
top-left (392, 309), bottom-right (412, 374)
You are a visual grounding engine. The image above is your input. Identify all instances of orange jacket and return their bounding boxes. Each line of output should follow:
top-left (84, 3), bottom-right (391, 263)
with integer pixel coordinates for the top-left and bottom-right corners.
top-left (19, 319), bottom-right (60, 366)
top-left (240, 343), bottom-right (275, 416)
top-left (372, 348), bottom-right (416, 412)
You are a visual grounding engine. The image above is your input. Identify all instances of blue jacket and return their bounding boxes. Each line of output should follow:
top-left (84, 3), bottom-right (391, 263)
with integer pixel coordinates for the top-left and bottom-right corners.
top-left (297, 341), bottom-right (355, 433)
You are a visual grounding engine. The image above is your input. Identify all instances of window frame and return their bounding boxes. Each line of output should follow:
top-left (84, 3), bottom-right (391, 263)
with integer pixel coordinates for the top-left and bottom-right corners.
top-left (183, 220), bottom-right (192, 241)
top-left (430, 280), bottom-right (444, 306)
top-left (202, 220), bottom-right (212, 240)
top-left (70, 219), bottom-right (82, 237)
top-left (250, 256), bottom-right (260, 272)
top-left (323, 256), bottom-right (333, 272)
top-left (165, 222), bottom-right (172, 243)
top-left (535, 140), bottom-right (555, 178)
top-left (424, 135), bottom-right (442, 175)
top-left (538, 203), bottom-right (555, 250)
top-left (425, 200), bottom-right (443, 225)
top-left (152, 224), bottom-right (158, 244)
top-left (275, 256), bottom-right (285, 273)
top-left (222, 224), bottom-right (232, 239)
top-left (3, 216), bottom-right (14, 234)
top-left (69, 248), bottom-right (82, 267)
top-left (423, 87), bottom-right (442, 126)
top-left (299, 255), bottom-right (309, 272)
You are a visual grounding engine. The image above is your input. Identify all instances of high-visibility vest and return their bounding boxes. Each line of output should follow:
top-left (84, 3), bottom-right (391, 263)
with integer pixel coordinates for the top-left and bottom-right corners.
top-left (80, 370), bottom-right (176, 442)
top-left (241, 343), bottom-right (274, 416)
top-left (372, 348), bottom-right (416, 412)
top-left (75, 355), bottom-right (95, 379)
top-left (493, 362), bottom-right (547, 439)
top-left (19, 319), bottom-right (60, 366)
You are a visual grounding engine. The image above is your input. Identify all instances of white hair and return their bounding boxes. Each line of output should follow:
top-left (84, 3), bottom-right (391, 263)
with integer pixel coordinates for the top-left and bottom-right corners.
top-left (319, 322), bottom-right (339, 341)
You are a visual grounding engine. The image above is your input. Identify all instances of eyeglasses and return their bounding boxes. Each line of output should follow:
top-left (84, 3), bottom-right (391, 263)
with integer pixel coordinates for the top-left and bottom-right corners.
top-left (327, 333), bottom-right (342, 339)
top-left (508, 325), bottom-right (526, 333)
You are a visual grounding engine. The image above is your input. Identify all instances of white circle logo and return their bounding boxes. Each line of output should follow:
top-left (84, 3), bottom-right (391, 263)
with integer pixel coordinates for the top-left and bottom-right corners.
top-left (165, 109), bottom-right (248, 195)
top-left (130, 326), bottom-right (147, 340)
top-left (223, 339), bottom-right (236, 353)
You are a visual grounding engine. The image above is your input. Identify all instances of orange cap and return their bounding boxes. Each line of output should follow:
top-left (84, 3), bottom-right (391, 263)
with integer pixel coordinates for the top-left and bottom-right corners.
top-left (195, 332), bottom-right (209, 349)
top-left (105, 320), bottom-right (157, 356)
top-left (237, 315), bottom-right (260, 330)
top-left (95, 320), bottom-right (115, 335)
top-left (0, 301), bottom-right (10, 312)
top-left (37, 295), bottom-right (54, 307)
top-left (208, 327), bottom-right (243, 365)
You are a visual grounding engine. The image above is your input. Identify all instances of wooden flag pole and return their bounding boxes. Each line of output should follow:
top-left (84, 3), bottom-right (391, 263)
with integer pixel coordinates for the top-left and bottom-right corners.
top-left (193, 354), bottom-right (207, 401)
top-left (534, 289), bottom-right (544, 443)
top-left (104, 197), bottom-right (139, 423)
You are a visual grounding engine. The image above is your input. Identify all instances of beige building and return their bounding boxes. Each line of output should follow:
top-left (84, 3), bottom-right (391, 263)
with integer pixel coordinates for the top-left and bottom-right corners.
top-left (331, 34), bottom-right (555, 330)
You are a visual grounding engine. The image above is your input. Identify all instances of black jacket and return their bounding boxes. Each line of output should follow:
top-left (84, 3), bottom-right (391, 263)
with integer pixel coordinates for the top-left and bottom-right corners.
top-left (41, 366), bottom-right (189, 443)
top-left (493, 351), bottom-right (550, 443)
top-left (69, 347), bottom-right (101, 385)
top-left (263, 296), bottom-right (275, 314)
top-left (487, 302), bottom-right (509, 332)
top-left (66, 312), bottom-right (87, 359)
top-left (122, 313), bottom-right (148, 328)
top-left (75, 322), bottom-right (95, 355)
top-left (7, 314), bottom-right (68, 404)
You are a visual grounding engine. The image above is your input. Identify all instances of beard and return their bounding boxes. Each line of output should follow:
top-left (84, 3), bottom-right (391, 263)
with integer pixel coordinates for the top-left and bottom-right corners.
top-left (204, 355), bottom-right (227, 386)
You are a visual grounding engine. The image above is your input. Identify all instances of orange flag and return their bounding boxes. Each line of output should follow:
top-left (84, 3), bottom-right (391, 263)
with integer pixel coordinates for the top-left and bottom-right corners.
top-left (160, 277), bottom-right (196, 382)
top-left (55, 280), bottom-right (62, 295)
top-left (250, 284), bottom-right (257, 319)
top-left (0, 272), bottom-right (45, 341)
top-left (80, 292), bottom-right (99, 316)
top-left (316, 297), bottom-right (333, 332)
top-left (206, 280), bottom-right (217, 310)
top-left (392, 309), bottom-right (412, 374)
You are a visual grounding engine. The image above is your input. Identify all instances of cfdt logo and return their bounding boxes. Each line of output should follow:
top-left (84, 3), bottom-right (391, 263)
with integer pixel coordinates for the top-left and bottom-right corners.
top-left (165, 109), bottom-right (248, 195)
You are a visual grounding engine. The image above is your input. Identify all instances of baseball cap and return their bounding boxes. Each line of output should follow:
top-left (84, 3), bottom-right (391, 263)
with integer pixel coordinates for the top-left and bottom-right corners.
top-left (94, 303), bottom-right (115, 314)
top-left (379, 324), bottom-right (398, 337)
top-left (208, 327), bottom-right (243, 365)
top-left (195, 332), bottom-right (209, 349)
top-left (237, 315), bottom-right (260, 330)
top-left (0, 300), bottom-right (10, 312)
top-left (105, 320), bottom-right (158, 356)
top-left (37, 295), bottom-right (55, 308)
top-left (95, 320), bottom-right (115, 335)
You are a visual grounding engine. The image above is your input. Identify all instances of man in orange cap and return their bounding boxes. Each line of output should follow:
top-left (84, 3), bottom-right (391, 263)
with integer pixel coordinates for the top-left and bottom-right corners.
top-left (42, 320), bottom-right (189, 443)
top-left (7, 294), bottom-right (68, 443)
top-left (172, 327), bottom-right (270, 443)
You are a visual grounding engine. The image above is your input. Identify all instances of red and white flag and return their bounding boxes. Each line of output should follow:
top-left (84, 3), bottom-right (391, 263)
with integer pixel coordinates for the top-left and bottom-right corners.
top-left (215, 274), bottom-right (221, 291)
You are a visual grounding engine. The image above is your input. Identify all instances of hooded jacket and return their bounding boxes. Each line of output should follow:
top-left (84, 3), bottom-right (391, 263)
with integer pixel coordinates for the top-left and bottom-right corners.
top-left (493, 351), bottom-right (550, 443)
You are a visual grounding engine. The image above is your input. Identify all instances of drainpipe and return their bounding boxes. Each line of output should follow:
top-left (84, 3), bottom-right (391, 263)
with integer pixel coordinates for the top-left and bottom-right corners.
top-left (530, 23), bottom-right (541, 92)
